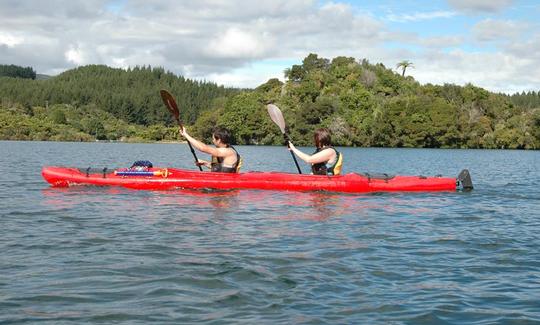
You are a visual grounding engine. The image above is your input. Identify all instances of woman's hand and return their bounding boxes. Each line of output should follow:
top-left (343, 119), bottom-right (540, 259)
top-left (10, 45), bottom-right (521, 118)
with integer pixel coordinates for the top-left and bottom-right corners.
top-left (179, 126), bottom-right (188, 138)
top-left (288, 141), bottom-right (296, 151)
top-left (195, 159), bottom-right (210, 168)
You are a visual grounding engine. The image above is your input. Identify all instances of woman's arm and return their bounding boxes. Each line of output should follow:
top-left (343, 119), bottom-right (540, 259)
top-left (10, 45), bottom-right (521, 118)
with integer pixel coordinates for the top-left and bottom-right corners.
top-left (288, 142), bottom-right (334, 164)
top-left (180, 127), bottom-right (221, 156)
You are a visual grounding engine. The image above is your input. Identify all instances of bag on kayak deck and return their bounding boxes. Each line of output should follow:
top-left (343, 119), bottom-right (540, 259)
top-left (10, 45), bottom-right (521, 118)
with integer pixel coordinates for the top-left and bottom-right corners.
top-left (130, 160), bottom-right (153, 171)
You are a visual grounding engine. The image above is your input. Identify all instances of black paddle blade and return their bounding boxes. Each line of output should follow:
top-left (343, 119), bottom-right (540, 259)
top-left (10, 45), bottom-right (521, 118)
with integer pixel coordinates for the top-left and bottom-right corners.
top-left (160, 90), bottom-right (180, 123)
top-left (160, 90), bottom-right (201, 171)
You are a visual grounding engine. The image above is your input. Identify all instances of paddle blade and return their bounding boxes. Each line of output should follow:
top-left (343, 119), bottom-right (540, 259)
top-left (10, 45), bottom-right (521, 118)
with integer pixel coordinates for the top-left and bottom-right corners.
top-left (160, 89), bottom-right (180, 122)
top-left (267, 104), bottom-right (286, 134)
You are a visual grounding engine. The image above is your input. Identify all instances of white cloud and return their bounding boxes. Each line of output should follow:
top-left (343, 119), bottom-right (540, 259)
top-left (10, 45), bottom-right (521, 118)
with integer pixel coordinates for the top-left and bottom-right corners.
top-left (446, 0), bottom-right (514, 14)
top-left (65, 46), bottom-right (84, 65)
top-left (505, 34), bottom-right (540, 60)
top-left (386, 11), bottom-right (456, 23)
top-left (204, 59), bottom-right (293, 88)
top-left (1, 0), bottom-right (386, 78)
top-left (472, 19), bottom-right (527, 42)
top-left (207, 28), bottom-right (271, 59)
top-left (410, 48), bottom-right (540, 94)
top-left (206, 71), bottom-right (261, 88)
top-left (0, 32), bottom-right (24, 47)
top-left (0, 0), bottom-right (538, 93)
top-left (419, 36), bottom-right (464, 48)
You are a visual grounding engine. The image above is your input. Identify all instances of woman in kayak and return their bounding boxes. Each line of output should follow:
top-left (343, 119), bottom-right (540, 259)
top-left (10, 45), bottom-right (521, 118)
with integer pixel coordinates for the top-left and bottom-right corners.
top-left (288, 128), bottom-right (342, 176)
top-left (180, 126), bottom-right (242, 173)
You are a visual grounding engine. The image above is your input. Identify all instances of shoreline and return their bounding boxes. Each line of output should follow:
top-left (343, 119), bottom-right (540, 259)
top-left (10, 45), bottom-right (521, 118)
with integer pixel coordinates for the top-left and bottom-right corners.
top-left (0, 139), bottom-right (536, 150)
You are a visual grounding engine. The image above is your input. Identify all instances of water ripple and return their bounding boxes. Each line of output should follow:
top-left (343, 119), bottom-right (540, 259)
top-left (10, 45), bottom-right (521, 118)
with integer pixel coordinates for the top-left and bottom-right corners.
top-left (1, 142), bottom-right (540, 323)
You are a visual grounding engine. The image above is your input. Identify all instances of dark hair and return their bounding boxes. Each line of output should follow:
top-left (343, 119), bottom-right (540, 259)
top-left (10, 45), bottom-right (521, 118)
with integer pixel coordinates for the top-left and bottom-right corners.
top-left (212, 126), bottom-right (232, 145)
top-left (314, 128), bottom-right (332, 148)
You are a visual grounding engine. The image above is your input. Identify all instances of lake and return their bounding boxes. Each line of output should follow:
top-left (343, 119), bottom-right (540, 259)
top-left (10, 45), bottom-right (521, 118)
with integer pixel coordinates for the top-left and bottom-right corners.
top-left (1, 141), bottom-right (539, 324)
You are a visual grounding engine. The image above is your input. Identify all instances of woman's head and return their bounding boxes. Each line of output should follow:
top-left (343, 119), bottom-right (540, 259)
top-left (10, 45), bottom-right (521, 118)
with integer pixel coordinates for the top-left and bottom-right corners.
top-left (212, 126), bottom-right (232, 145)
top-left (314, 128), bottom-right (332, 148)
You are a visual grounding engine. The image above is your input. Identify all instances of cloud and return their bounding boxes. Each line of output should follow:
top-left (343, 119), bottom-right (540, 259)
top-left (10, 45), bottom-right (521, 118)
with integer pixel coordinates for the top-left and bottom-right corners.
top-left (505, 34), bottom-right (540, 60)
top-left (446, 0), bottom-right (514, 14)
top-left (0, 0), bottom-right (385, 78)
top-left (472, 19), bottom-right (528, 42)
top-left (0, 32), bottom-right (24, 47)
top-left (0, 0), bottom-right (538, 93)
top-left (386, 11), bottom-right (456, 23)
top-left (65, 46), bottom-right (84, 65)
top-left (418, 36), bottom-right (464, 48)
top-left (206, 27), bottom-right (272, 59)
top-left (0, 0), bottom-right (107, 21)
top-left (120, 0), bottom-right (317, 22)
top-left (409, 47), bottom-right (540, 94)
top-left (206, 70), bottom-right (262, 88)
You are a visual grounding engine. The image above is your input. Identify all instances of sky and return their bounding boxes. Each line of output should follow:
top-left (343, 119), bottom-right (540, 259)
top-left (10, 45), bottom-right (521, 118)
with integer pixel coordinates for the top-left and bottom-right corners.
top-left (1, 0), bottom-right (539, 94)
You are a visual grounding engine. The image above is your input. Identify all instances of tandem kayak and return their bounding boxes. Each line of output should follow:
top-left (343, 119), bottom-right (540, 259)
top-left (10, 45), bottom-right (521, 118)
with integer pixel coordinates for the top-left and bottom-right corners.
top-left (42, 166), bottom-right (473, 193)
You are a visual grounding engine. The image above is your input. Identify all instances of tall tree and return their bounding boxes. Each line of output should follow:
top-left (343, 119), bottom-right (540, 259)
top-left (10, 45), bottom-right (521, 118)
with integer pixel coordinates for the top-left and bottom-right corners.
top-left (396, 60), bottom-right (414, 77)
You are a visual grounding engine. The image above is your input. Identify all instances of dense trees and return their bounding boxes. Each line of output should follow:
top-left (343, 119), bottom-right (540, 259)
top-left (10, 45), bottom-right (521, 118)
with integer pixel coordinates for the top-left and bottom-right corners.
top-left (507, 91), bottom-right (540, 110)
top-left (0, 57), bottom-right (538, 149)
top-left (0, 102), bottom-right (176, 142)
top-left (191, 54), bottom-right (538, 149)
top-left (0, 64), bottom-right (36, 79)
top-left (0, 65), bottom-right (237, 126)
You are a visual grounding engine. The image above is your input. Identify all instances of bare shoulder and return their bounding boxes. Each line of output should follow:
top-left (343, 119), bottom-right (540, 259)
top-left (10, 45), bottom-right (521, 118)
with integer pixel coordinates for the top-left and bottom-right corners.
top-left (321, 147), bottom-right (337, 159)
top-left (215, 146), bottom-right (236, 157)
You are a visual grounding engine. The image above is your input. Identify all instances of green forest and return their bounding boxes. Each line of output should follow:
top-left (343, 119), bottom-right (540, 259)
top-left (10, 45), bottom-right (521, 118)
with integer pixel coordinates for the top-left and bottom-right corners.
top-left (1, 56), bottom-right (539, 149)
top-left (0, 64), bottom-right (36, 79)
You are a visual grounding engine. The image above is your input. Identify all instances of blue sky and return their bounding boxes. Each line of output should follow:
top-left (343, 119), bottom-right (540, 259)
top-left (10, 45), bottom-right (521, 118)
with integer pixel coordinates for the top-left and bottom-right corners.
top-left (1, 0), bottom-right (539, 93)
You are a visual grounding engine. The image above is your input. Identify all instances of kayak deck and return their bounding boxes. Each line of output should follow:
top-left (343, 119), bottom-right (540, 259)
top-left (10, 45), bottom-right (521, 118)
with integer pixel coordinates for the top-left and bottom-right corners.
top-left (42, 166), bottom-right (473, 193)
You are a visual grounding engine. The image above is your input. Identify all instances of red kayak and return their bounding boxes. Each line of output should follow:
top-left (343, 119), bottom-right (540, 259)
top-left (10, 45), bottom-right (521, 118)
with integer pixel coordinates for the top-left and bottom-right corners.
top-left (42, 166), bottom-right (473, 193)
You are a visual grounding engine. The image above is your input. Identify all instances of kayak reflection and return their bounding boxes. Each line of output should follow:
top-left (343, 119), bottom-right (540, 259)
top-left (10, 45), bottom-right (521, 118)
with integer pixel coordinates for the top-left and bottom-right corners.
top-left (41, 186), bottom-right (444, 224)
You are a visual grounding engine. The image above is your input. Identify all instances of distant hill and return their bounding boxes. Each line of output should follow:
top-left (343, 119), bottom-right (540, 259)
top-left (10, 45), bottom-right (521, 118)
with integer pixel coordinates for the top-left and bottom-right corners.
top-left (189, 53), bottom-right (539, 149)
top-left (0, 64), bottom-right (239, 125)
top-left (36, 74), bottom-right (52, 80)
top-left (0, 64), bottom-right (36, 79)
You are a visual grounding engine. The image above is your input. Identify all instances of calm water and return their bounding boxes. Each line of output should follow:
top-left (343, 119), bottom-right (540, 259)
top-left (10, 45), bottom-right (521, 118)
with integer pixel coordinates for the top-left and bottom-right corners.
top-left (1, 141), bottom-right (539, 324)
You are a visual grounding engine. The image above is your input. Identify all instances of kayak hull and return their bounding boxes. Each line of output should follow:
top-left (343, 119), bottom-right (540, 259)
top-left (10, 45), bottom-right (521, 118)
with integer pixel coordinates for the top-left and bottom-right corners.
top-left (42, 166), bottom-right (470, 193)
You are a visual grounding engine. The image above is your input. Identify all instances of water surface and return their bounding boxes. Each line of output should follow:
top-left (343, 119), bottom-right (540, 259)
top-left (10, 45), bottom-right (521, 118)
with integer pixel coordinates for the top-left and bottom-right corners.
top-left (1, 141), bottom-right (539, 324)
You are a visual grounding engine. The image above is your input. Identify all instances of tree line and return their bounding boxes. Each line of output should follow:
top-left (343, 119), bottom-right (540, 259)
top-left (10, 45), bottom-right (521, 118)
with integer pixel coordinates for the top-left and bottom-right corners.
top-left (0, 64), bottom-right (238, 126)
top-left (506, 91), bottom-right (540, 110)
top-left (191, 54), bottom-right (539, 149)
top-left (0, 64), bottom-right (36, 79)
top-left (1, 58), bottom-right (539, 149)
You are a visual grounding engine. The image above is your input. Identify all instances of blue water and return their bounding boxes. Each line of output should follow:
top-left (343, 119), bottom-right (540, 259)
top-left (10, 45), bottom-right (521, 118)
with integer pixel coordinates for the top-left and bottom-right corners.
top-left (1, 141), bottom-right (539, 324)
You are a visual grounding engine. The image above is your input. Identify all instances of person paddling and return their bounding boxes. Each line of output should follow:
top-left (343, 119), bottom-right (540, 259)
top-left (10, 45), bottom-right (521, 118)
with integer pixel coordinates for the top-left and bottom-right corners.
top-left (179, 126), bottom-right (241, 173)
top-left (288, 128), bottom-right (343, 176)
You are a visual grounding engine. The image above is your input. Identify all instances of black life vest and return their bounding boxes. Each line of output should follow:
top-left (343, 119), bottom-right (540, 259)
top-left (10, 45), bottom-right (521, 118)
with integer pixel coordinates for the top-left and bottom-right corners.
top-left (311, 147), bottom-right (343, 176)
top-left (211, 146), bottom-right (241, 173)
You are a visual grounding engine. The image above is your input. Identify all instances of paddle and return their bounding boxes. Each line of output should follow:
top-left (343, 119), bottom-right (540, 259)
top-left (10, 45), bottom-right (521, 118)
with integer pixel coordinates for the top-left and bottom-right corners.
top-left (160, 90), bottom-right (203, 171)
top-left (267, 104), bottom-right (302, 174)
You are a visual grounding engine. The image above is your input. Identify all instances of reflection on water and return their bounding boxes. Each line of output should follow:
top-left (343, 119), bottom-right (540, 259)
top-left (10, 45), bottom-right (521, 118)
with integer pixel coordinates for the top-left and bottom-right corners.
top-left (42, 185), bottom-right (444, 223)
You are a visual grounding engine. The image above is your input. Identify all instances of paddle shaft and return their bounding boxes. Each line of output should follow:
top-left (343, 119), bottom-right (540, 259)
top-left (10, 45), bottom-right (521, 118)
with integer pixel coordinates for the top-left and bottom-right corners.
top-left (187, 140), bottom-right (203, 172)
top-left (175, 118), bottom-right (203, 172)
top-left (286, 138), bottom-right (302, 174)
